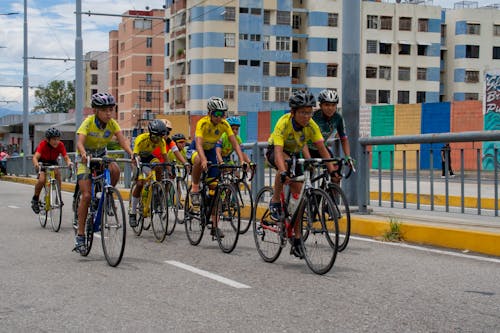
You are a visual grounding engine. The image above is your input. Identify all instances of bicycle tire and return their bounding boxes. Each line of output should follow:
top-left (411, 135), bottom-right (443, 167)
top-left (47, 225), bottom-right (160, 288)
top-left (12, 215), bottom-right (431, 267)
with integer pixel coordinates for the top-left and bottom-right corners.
top-left (238, 180), bottom-right (254, 234)
top-left (80, 211), bottom-right (94, 257)
top-left (150, 181), bottom-right (168, 242)
top-left (184, 186), bottom-right (205, 246)
top-left (253, 186), bottom-right (283, 263)
top-left (299, 188), bottom-right (338, 275)
top-left (327, 183), bottom-right (351, 252)
top-left (72, 188), bottom-right (81, 233)
top-left (214, 184), bottom-right (240, 253)
top-left (49, 181), bottom-right (62, 232)
top-left (129, 182), bottom-right (144, 236)
top-left (38, 186), bottom-right (48, 228)
top-left (175, 178), bottom-right (188, 225)
top-left (101, 187), bottom-right (126, 267)
top-left (164, 180), bottom-right (177, 235)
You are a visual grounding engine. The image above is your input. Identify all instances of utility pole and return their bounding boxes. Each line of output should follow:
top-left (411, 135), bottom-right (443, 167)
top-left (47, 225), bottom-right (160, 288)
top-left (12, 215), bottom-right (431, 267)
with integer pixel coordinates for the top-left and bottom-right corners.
top-left (75, 0), bottom-right (84, 136)
top-left (22, 0), bottom-right (29, 176)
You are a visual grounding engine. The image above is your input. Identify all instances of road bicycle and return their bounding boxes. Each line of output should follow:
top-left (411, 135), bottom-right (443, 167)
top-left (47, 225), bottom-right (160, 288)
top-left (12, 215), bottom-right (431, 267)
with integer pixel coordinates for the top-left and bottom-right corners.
top-left (129, 159), bottom-right (169, 242)
top-left (37, 163), bottom-right (72, 232)
top-left (184, 163), bottom-right (244, 253)
top-left (73, 156), bottom-right (128, 267)
top-left (253, 158), bottom-right (339, 275)
top-left (311, 157), bottom-right (354, 252)
top-left (233, 163), bottom-right (256, 235)
top-left (161, 162), bottom-right (189, 235)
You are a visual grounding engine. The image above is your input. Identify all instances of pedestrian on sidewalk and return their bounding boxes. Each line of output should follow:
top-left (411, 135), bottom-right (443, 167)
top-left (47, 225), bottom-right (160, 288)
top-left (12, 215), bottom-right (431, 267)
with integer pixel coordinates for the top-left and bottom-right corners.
top-left (440, 143), bottom-right (454, 178)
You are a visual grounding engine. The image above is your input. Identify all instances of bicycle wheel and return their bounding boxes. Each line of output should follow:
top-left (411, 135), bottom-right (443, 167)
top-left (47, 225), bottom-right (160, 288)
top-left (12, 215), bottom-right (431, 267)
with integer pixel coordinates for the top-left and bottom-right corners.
top-left (299, 188), bottom-right (338, 275)
top-left (164, 180), bottom-right (177, 235)
top-left (184, 186), bottom-right (205, 246)
top-left (101, 187), bottom-right (126, 267)
top-left (214, 184), bottom-right (240, 253)
top-left (38, 186), bottom-right (48, 228)
top-left (72, 188), bottom-right (81, 233)
top-left (238, 181), bottom-right (254, 234)
top-left (327, 183), bottom-right (351, 252)
top-left (80, 211), bottom-right (94, 257)
top-left (253, 186), bottom-right (283, 263)
top-left (128, 182), bottom-right (144, 236)
top-left (175, 178), bottom-right (188, 225)
top-left (49, 181), bottom-right (62, 232)
top-left (150, 181), bottom-right (168, 242)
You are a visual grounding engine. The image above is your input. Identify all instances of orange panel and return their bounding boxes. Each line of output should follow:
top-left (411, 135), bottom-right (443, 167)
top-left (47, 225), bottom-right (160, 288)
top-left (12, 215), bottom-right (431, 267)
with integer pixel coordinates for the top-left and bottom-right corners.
top-left (450, 101), bottom-right (483, 133)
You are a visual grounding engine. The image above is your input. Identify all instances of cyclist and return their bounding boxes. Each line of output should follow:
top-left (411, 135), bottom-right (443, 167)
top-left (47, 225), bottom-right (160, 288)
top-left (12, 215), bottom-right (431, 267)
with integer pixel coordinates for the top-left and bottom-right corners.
top-left (74, 92), bottom-right (134, 254)
top-left (31, 127), bottom-right (74, 214)
top-left (215, 116), bottom-right (251, 165)
top-left (129, 119), bottom-right (170, 227)
top-left (167, 133), bottom-right (188, 164)
top-left (308, 89), bottom-right (353, 181)
top-left (266, 90), bottom-right (336, 258)
top-left (187, 97), bottom-right (248, 237)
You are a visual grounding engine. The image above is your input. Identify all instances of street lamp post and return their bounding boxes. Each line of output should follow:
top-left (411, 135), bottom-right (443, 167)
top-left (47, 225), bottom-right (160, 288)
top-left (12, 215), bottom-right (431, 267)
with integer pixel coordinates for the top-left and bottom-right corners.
top-left (23, 0), bottom-right (29, 175)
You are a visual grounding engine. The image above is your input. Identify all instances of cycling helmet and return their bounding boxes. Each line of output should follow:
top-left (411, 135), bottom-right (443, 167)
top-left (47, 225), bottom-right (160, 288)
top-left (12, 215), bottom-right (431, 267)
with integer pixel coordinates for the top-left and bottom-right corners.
top-left (91, 92), bottom-right (116, 108)
top-left (288, 91), bottom-right (316, 109)
top-left (207, 96), bottom-right (228, 113)
top-left (45, 127), bottom-right (61, 139)
top-left (226, 116), bottom-right (241, 127)
top-left (163, 119), bottom-right (173, 133)
top-left (148, 119), bottom-right (168, 136)
top-left (317, 89), bottom-right (339, 104)
top-left (172, 133), bottom-right (186, 142)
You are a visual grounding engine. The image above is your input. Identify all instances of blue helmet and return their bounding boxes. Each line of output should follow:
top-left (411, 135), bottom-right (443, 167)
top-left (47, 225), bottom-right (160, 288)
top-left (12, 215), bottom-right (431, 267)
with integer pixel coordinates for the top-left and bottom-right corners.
top-left (226, 116), bottom-right (241, 127)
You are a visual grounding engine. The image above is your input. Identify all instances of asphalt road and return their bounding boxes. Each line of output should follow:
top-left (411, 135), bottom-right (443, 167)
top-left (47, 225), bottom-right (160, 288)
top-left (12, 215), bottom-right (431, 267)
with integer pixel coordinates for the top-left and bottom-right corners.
top-left (1, 181), bottom-right (499, 332)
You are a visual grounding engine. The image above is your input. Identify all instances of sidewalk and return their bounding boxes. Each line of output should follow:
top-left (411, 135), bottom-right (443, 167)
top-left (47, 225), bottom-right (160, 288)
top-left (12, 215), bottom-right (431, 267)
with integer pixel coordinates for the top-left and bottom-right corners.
top-left (2, 175), bottom-right (499, 257)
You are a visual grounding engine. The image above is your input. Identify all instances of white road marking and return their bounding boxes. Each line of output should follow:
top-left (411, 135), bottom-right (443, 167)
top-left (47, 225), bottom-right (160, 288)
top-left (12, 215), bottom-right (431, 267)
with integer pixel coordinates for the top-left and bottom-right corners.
top-left (165, 260), bottom-right (251, 289)
top-left (351, 235), bottom-right (500, 264)
top-left (8, 205), bottom-right (19, 209)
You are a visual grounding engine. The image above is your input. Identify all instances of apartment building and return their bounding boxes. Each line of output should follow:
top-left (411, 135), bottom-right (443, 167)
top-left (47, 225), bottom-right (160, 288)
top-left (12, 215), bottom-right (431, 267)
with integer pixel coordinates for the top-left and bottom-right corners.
top-left (109, 9), bottom-right (165, 138)
top-left (84, 51), bottom-right (109, 108)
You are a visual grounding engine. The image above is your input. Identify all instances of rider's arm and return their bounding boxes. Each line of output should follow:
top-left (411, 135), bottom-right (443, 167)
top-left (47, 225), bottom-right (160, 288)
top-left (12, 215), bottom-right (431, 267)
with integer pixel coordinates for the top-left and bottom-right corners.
top-left (76, 133), bottom-right (88, 163)
top-left (173, 150), bottom-right (188, 165)
top-left (63, 154), bottom-right (73, 167)
top-left (195, 136), bottom-right (207, 161)
top-left (215, 146), bottom-right (224, 164)
top-left (274, 145), bottom-right (287, 174)
top-left (32, 151), bottom-right (41, 168)
top-left (302, 145), bottom-right (311, 159)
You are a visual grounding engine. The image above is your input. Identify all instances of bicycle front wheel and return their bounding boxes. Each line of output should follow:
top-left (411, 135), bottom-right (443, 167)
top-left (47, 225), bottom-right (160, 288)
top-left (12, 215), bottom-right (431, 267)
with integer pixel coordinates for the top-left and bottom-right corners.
top-left (38, 186), bottom-right (48, 228)
top-left (101, 187), bottom-right (126, 267)
top-left (164, 180), bottom-right (177, 235)
top-left (150, 182), bottom-right (168, 242)
top-left (238, 181), bottom-right (254, 234)
top-left (49, 181), bottom-right (62, 232)
top-left (184, 186), bottom-right (205, 246)
top-left (214, 184), bottom-right (240, 253)
top-left (327, 183), bottom-right (351, 252)
top-left (253, 186), bottom-right (283, 263)
top-left (299, 188), bottom-right (338, 275)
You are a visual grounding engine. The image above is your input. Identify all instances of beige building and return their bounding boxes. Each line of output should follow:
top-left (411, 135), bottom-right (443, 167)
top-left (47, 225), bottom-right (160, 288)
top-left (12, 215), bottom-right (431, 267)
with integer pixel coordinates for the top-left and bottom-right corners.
top-left (84, 51), bottom-right (109, 108)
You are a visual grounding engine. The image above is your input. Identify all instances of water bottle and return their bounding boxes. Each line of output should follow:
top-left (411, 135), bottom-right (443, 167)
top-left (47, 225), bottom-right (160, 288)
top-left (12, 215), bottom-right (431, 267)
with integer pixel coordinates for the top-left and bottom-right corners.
top-left (288, 192), bottom-right (300, 215)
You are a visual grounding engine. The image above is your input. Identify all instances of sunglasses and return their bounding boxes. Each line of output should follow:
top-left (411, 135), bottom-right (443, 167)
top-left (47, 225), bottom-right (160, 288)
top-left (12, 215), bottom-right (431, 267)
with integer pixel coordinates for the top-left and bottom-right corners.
top-left (176, 140), bottom-right (186, 144)
top-left (212, 110), bottom-right (226, 118)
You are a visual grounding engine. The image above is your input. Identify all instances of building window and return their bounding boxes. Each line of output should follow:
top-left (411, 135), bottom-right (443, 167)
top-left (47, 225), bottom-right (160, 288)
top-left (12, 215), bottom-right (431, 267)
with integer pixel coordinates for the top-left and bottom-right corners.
top-left (494, 24), bottom-right (500, 36)
top-left (292, 66), bottom-right (300, 80)
top-left (380, 16), bottom-right (392, 30)
top-left (275, 87), bottom-right (289, 102)
top-left (464, 93), bottom-right (479, 100)
top-left (239, 59), bottom-right (248, 66)
top-left (262, 87), bottom-right (269, 101)
top-left (224, 7), bottom-right (235, 21)
top-left (366, 89), bottom-right (377, 104)
top-left (399, 43), bottom-right (411, 55)
top-left (416, 91), bottom-right (426, 103)
top-left (165, 68), bottom-right (169, 79)
top-left (398, 91), bottom-right (410, 104)
top-left (466, 45), bottom-right (480, 58)
top-left (366, 66), bottom-right (377, 78)
top-left (146, 92), bottom-right (152, 102)
top-left (264, 10), bottom-right (270, 24)
top-left (146, 73), bottom-right (152, 84)
top-left (120, 95), bottom-right (124, 103)
top-left (418, 44), bottom-right (428, 56)
top-left (225, 33), bottom-right (235, 47)
top-left (327, 64), bottom-right (338, 77)
top-left (379, 66), bottom-right (391, 80)
top-left (91, 74), bottom-right (98, 85)
top-left (146, 56), bottom-right (152, 66)
top-left (277, 11), bottom-right (290, 25)
top-left (417, 68), bottom-right (427, 80)
top-left (263, 35), bottom-right (270, 50)
top-left (328, 13), bottom-right (338, 27)
top-left (90, 60), bottom-right (98, 70)
top-left (379, 42), bottom-right (392, 55)
top-left (465, 70), bottom-right (479, 83)
top-left (120, 60), bottom-right (125, 68)
top-left (92, 89), bottom-right (98, 96)
top-left (134, 19), bottom-right (152, 30)
top-left (263, 62), bottom-right (269, 76)
top-left (119, 112), bottom-right (124, 121)
top-left (250, 60), bottom-right (260, 67)
top-left (379, 90), bottom-right (390, 104)
top-left (292, 15), bottom-right (301, 29)
top-left (367, 15), bottom-right (378, 29)
top-left (239, 85), bottom-right (248, 92)
top-left (120, 77), bottom-right (125, 85)
top-left (398, 67), bottom-right (411, 81)
top-left (276, 36), bottom-right (290, 51)
top-left (276, 62), bottom-right (290, 76)
top-left (367, 40), bottom-right (377, 54)
top-left (466, 23), bottom-right (480, 35)
top-left (224, 85), bottom-right (235, 99)
top-left (493, 46), bottom-right (500, 59)
top-left (399, 17), bottom-right (411, 31)
top-left (240, 33), bottom-right (248, 40)
top-left (418, 18), bottom-right (429, 32)
top-left (224, 60), bottom-right (236, 73)
top-left (146, 37), bottom-right (152, 48)
top-left (327, 38), bottom-right (337, 52)
top-left (250, 34), bottom-right (261, 42)
top-left (249, 85), bottom-right (260, 92)
top-left (120, 42), bottom-right (125, 51)
top-left (251, 8), bottom-right (261, 15)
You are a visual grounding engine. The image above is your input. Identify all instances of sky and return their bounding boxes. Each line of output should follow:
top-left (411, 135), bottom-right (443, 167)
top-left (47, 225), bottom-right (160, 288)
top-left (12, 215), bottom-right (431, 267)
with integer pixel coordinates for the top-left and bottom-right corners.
top-left (0, 0), bottom-right (496, 111)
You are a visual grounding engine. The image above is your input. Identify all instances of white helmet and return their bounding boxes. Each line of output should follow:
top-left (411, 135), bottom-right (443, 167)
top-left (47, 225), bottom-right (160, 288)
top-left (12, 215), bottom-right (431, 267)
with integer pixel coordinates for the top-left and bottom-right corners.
top-left (317, 89), bottom-right (339, 104)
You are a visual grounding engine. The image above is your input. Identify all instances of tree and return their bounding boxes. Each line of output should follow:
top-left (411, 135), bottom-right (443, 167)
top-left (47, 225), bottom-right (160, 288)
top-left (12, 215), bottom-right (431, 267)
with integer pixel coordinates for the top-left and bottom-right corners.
top-left (33, 80), bottom-right (75, 113)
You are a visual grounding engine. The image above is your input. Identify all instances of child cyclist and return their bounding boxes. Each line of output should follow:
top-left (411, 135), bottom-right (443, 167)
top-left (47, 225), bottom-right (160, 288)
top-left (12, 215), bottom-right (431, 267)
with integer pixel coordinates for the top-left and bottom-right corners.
top-left (266, 90), bottom-right (336, 258)
top-left (215, 116), bottom-right (251, 165)
top-left (74, 92), bottom-right (134, 254)
top-left (152, 119), bottom-right (189, 166)
top-left (31, 127), bottom-right (74, 214)
top-left (167, 133), bottom-right (189, 164)
top-left (187, 97), bottom-right (248, 237)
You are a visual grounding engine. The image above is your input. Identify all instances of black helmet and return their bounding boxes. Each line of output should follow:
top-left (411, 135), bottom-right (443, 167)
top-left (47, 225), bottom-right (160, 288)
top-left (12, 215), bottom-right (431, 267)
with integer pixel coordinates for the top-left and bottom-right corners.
top-left (148, 119), bottom-right (167, 136)
top-left (317, 89), bottom-right (339, 104)
top-left (289, 91), bottom-right (316, 109)
top-left (45, 127), bottom-right (61, 139)
top-left (172, 133), bottom-right (186, 142)
top-left (91, 92), bottom-right (116, 108)
top-left (207, 96), bottom-right (228, 113)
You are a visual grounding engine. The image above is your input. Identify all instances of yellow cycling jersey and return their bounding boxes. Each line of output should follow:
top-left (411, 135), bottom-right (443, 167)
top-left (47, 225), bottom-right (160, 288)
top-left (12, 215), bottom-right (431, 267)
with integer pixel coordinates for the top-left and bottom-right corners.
top-left (133, 132), bottom-right (167, 158)
top-left (167, 147), bottom-right (187, 164)
top-left (268, 113), bottom-right (324, 153)
top-left (194, 116), bottom-right (234, 150)
top-left (77, 115), bottom-right (121, 153)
